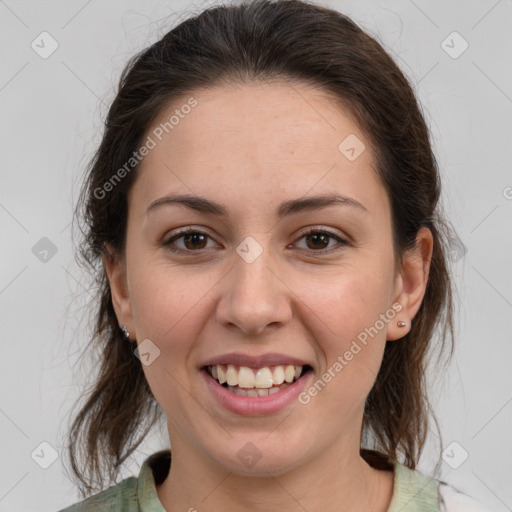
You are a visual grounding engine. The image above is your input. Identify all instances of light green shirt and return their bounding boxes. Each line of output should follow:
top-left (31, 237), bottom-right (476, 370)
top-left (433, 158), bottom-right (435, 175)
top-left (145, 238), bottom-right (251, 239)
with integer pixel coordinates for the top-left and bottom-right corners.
top-left (58, 450), bottom-right (441, 511)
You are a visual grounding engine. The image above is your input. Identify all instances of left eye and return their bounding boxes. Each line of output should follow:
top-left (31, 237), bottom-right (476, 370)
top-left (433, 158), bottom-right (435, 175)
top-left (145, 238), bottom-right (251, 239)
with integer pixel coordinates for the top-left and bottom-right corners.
top-left (294, 229), bottom-right (347, 252)
top-left (163, 228), bottom-right (347, 254)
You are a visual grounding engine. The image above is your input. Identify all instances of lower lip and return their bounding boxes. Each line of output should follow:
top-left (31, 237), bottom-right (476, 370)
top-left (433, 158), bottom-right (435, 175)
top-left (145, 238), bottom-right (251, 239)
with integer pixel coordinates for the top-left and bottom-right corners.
top-left (201, 369), bottom-right (311, 416)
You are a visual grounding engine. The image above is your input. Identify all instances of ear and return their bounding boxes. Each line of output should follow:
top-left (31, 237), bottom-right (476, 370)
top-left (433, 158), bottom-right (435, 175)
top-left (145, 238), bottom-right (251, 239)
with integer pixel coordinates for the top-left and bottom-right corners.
top-left (386, 227), bottom-right (433, 341)
top-left (102, 243), bottom-right (135, 339)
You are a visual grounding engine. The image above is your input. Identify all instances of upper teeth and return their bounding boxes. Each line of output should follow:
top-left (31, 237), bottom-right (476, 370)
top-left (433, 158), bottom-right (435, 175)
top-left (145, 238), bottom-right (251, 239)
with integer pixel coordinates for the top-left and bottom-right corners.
top-left (209, 364), bottom-right (303, 388)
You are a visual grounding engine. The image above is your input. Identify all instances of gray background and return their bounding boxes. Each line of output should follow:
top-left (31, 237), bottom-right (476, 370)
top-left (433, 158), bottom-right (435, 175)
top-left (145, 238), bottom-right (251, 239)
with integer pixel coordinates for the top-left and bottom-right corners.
top-left (0, 0), bottom-right (511, 510)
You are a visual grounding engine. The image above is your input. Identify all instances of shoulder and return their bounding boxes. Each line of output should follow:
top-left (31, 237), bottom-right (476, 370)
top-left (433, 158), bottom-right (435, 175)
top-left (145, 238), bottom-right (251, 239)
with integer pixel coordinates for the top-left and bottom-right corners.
top-left (57, 450), bottom-right (170, 512)
top-left (389, 461), bottom-right (440, 511)
top-left (390, 462), bottom-right (495, 512)
top-left (57, 476), bottom-right (138, 512)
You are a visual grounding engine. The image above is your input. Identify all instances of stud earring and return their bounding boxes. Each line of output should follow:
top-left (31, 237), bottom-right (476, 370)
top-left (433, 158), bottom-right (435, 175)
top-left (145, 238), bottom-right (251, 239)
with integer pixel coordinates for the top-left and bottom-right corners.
top-left (121, 324), bottom-right (131, 340)
top-left (397, 321), bottom-right (406, 328)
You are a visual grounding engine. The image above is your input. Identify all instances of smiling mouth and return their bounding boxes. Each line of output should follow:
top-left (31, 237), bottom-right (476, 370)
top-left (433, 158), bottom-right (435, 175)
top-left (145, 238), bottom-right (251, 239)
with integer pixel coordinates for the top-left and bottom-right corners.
top-left (206, 364), bottom-right (312, 397)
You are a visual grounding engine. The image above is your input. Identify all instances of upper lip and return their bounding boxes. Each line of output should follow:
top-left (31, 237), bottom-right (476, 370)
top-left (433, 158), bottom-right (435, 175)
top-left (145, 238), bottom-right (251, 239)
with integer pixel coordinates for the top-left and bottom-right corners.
top-left (201, 352), bottom-right (312, 369)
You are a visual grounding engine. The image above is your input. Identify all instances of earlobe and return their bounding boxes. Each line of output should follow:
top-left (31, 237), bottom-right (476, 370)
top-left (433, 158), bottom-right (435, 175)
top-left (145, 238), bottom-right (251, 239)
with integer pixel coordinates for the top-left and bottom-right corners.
top-left (386, 227), bottom-right (433, 341)
top-left (101, 243), bottom-right (134, 337)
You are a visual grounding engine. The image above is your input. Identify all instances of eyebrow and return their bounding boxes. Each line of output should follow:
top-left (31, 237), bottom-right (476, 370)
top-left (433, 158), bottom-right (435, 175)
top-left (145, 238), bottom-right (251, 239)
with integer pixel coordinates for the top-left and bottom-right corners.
top-left (146, 192), bottom-right (368, 218)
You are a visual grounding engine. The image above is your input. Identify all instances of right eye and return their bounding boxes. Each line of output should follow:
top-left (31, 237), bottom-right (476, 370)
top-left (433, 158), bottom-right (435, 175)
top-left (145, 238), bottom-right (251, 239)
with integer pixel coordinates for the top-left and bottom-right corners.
top-left (163, 227), bottom-right (218, 254)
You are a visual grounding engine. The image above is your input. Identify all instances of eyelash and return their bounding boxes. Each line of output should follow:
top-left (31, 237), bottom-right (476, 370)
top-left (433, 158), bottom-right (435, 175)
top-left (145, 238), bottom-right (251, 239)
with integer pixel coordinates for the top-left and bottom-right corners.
top-left (163, 226), bottom-right (349, 255)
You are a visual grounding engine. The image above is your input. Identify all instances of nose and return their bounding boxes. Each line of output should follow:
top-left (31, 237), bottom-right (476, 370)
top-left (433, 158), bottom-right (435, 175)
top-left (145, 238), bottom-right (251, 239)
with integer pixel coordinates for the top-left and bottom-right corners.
top-left (215, 242), bottom-right (292, 336)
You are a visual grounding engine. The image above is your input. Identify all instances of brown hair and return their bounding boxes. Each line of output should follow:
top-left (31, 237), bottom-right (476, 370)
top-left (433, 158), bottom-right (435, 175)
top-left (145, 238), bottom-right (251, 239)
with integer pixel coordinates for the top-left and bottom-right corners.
top-left (67, 0), bottom-right (455, 497)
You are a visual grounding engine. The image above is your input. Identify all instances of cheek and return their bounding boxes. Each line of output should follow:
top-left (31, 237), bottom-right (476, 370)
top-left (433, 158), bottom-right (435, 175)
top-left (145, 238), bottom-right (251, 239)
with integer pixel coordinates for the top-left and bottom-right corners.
top-left (305, 261), bottom-right (393, 341)
top-left (128, 263), bottom-right (213, 419)
top-left (126, 257), bottom-right (211, 385)
top-left (128, 252), bottom-right (213, 339)
top-left (300, 262), bottom-right (394, 400)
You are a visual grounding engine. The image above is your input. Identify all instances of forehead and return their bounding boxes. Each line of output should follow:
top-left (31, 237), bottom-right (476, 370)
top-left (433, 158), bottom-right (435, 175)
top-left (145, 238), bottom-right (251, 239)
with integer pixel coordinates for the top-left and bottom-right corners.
top-left (130, 80), bottom-right (387, 220)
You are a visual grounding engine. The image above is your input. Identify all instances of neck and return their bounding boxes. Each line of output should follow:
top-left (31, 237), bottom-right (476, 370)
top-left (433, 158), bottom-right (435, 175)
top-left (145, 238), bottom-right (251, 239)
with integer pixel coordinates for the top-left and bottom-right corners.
top-left (156, 430), bottom-right (394, 512)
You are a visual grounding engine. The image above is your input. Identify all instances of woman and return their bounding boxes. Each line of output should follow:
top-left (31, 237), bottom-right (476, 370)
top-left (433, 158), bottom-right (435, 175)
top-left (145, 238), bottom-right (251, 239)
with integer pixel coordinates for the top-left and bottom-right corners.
top-left (58, 0), bottom-right (490, 510)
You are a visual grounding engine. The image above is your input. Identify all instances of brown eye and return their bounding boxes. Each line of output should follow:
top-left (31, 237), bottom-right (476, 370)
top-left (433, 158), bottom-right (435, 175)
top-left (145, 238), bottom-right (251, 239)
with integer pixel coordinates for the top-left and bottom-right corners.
top-left (295, 228), bottom-right (348, 254)
top-left (181, 232), bottom-right (208, 250)
top-left (163, 227), bottom-right (348, 256)
top-left (305, 232), bottom-right (330, 250)
top-left (164, 228), bottom-right (216, 253)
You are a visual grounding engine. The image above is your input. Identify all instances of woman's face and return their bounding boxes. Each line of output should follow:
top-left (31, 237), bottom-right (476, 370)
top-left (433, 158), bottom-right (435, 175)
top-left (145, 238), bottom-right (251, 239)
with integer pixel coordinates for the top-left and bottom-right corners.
top-left (107, 80), bottom-right (425, 475)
